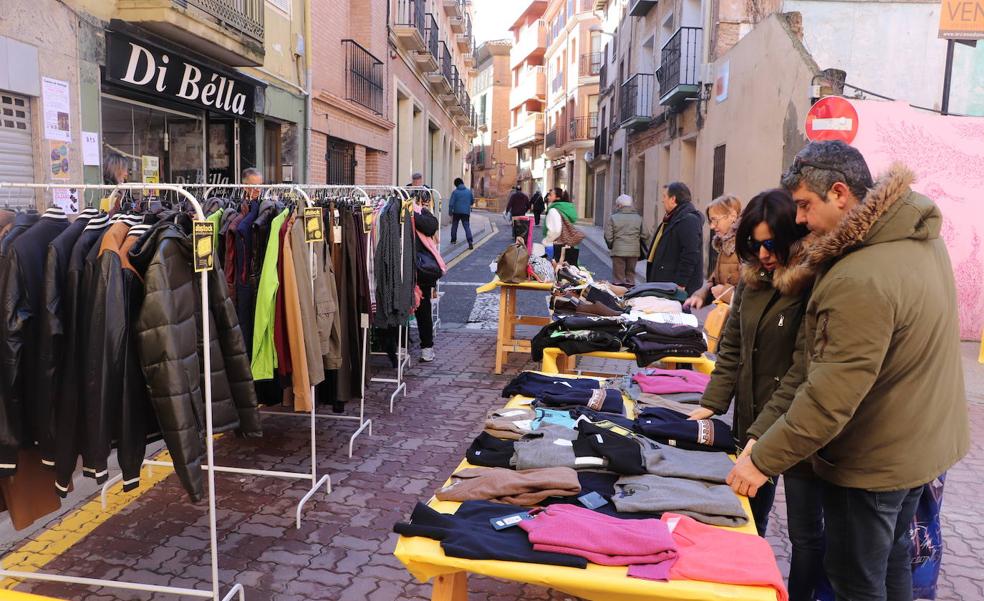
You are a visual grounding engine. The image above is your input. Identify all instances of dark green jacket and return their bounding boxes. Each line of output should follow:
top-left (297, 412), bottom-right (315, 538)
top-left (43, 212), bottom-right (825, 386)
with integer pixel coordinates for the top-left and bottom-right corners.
top-left (752, 165), bottom-right (969, 491)
top-left (701, 244), bottom-right (815, 455)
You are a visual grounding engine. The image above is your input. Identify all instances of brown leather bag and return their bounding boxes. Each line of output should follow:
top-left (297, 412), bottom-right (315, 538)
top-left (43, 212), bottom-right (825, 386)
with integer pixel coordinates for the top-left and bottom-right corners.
top-left (496, 238), bottom-right (530, 283)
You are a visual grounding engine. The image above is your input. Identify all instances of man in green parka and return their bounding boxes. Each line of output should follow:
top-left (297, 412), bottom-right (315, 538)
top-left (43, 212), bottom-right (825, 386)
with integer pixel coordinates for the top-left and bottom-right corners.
top-left (727, 141), bottom-right (969, 601)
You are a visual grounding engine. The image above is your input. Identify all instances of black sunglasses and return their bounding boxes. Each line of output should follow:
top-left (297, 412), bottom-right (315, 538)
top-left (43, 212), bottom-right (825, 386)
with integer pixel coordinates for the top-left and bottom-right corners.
top-left (748, 238), bottom-right (776, 253)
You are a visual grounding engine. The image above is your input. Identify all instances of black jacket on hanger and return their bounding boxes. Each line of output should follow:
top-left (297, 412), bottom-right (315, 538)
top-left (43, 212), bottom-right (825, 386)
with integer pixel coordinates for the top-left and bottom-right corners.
top-left (0, 209), bottom-right (69, 476)
top-left (128, 215), bottom-right (262, 502)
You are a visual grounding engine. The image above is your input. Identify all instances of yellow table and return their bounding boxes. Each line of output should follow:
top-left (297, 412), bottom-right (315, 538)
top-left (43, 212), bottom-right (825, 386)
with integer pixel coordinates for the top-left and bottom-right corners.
top-left (394, 385), bottom-right (776, 601)
top-left (476, 280), bottom-right (553, 374)
top-left (541, 348), bottom-right (716, 377)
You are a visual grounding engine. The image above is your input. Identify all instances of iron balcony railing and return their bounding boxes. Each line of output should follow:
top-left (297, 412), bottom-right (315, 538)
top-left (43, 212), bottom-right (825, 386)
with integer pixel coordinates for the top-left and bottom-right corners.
top-left (579, 52), bottom-right (602, 77)
top-left (180, 0), bottom-right (264, 43)
top-left (342, 39), bottom-right (384, 116)
top-left (657, 26), bottom-right (702, 100)
top-left (424, 13), bottom-right (440, 61)
top-left (394, 0), bottom-right (426, 32)
top-left (439, 41), bottom-right (454, 84)
top-left (568, 112), bottom-right (598, 141)
top-left (594, 127), bottom-right (609, 157)
top-left (448, 64), bottom-right (460, 94)
top-left (620, 72), bottom-right (655, 124)
top-left (545, 127), bottom-right (557, 149)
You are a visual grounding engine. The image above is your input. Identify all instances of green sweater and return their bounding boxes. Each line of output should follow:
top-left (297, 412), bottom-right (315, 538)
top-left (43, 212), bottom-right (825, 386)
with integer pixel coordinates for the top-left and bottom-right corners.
top-left (251, 207), bottom-right (289, 380)
top-left (542, 200), bottom-right (578, 236)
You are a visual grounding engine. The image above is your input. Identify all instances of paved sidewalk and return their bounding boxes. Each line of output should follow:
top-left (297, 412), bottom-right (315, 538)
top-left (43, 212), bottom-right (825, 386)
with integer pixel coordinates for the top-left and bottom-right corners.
top-left (5, 330), bottom-right (983, 600)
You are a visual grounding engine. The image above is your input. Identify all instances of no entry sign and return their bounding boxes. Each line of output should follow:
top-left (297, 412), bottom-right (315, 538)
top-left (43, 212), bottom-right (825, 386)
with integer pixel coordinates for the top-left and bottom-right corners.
top-left (805, 96), bottom-right (859, 144)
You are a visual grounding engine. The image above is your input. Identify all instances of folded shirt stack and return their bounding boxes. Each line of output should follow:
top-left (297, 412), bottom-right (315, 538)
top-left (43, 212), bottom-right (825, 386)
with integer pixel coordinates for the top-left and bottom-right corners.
top-left (613, 474), bottom-right (748, 527)
top-left (519, 504), bottom-right (679, 581)
top-left (393, 501), bottom-right (588, 568)
top-left (633, 369), bottom-right (711, 395)
top-left (531, 408), bottom-right (579, 430)
top-left (640, 443), bottom-right (734, 484)
top-left (535, 387), bottom-right (625, 415)
top-left (466, 432), bottom-right (517, 468)
top-left (623, 282), bottom-right (688, 302)
top-left (513, 424), bottom-right (584, 470)
top-left (625, 297), bottom-right (683, 314)
top-left (436, 466), bottom-right (581, 505)
top-left (530, 317), bottom-right (627, 361)
top-left (502, 371), bottom-right (603, 399)
top-left (635, 407), bottom-right (735, 453)
top-left (484, 407), bottom-right (536, 440)
top-left (625, 323), bottom-right (707, 367)
top-left (662, 513), bottom-right (789, 601)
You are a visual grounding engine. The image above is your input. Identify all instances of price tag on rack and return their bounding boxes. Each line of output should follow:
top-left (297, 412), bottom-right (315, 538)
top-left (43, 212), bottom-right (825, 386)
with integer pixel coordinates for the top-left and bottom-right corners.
top-left (192, 220), bottom-right (215, 272)
top-left (303, 207), bottom-right (324, 243)
top-left (361, 206), bottom-right (374, 234)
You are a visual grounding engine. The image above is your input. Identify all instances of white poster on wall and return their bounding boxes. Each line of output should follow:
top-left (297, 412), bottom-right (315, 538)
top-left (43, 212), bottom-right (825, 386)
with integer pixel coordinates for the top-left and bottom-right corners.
top-left (42, 77), bottom-right (71, 142)
top-left (82, 131), bottom-right (100, 166)
top-left (715, 61), bottom-right (730, 103)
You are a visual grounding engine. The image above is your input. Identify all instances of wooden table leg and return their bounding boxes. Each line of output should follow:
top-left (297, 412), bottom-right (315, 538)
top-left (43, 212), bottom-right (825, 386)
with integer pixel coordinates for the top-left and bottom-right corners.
top-left (556, 351), bottom-right (571, 374)
top-left (432, 571), bottom-right (468, 601)
top-left (495, 287), bottom-right (508, 374)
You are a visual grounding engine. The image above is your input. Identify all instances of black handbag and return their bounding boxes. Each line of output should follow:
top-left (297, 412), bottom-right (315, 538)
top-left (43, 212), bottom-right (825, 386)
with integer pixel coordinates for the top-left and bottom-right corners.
top-left (416, 247), bottom-right (442, 286)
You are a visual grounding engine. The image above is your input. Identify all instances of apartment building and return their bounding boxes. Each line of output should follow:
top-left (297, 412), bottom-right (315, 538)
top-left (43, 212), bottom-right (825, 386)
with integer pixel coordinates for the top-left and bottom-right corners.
top-left (507, 0), bottom-right (549, 197)
top-left (1, 0), bottom-right (308, 209)
top-left (542, 0), bottom-right (602, 220)
top-left (309, 0), bottom-right (475, 193)
top-left (470, 40), bottom-right (517, 205)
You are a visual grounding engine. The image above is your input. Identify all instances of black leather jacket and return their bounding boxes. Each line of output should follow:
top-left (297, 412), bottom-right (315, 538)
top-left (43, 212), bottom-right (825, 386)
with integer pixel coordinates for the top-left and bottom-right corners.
top-left (128, 215), bottom-right (262, 502)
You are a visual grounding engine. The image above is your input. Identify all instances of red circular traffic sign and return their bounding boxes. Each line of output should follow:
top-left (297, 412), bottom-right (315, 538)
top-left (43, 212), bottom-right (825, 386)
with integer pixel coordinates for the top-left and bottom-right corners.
top-left (805, 96), bottom-right (859, 144)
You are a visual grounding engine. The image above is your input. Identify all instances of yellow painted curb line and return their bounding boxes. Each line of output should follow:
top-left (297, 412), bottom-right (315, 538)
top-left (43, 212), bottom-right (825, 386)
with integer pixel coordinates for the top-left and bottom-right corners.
top-left (0, 451), bottom-right (176, 590)
top-left (445, 219), bottom-right (498, 271)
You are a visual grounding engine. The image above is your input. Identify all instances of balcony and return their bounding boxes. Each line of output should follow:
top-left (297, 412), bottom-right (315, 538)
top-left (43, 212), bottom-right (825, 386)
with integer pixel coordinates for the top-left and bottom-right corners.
top-left (393, 0), bottom-right (427, 52)
top-left (342, 40), bottom-right (384, 116)
top-left (620, 73), bottom-right (655, 128)
top-left (508, 112), bottom-right (544, 148)
top-left (414, 13), bottom-right (440, 73)
top-left (456, 15), bottom-right (472, 51)
top-left (510, 66), bottom-right (546, 109)
top-left (599, 61), bottom-right (608, 90)
top-left (463, 111), bottom-right (477, 136)
top-left (594, 127), bottom-right (609, 158)
top-left (450, 81), bottom-right (466, 115)
top-left (551, 70), bottom-right (564, 94)
top-left (444, 0), bottom-right (464, 18)
top-left (113, 0), bottom-right (265, 66)
top-left (427, 41), bottom-right (454, 94)
top-left (441, 65), bottom-right (461, 105)
top-left (510, 19), bottom-right (547, 69)
top-left (579, 52), bottom-right (602, 78)
top-left (657, 27), bottom-right (703, 106)
top-left (629, 0), bottom-right (657, 17)
top-left (545, 127), bottom-right (557, 149)
top-left (569, 112), bottom-right (598, 142)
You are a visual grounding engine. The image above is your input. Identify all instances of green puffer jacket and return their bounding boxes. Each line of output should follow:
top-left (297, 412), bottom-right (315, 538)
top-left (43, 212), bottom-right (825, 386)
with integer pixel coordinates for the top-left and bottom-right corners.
top-left (751, 164), bottom-right (970, 491)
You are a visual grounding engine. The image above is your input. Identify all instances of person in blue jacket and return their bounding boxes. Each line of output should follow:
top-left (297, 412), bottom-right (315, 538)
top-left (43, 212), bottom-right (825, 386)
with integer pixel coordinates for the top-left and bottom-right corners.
top-left (448, 177), bottom-right (475, 249)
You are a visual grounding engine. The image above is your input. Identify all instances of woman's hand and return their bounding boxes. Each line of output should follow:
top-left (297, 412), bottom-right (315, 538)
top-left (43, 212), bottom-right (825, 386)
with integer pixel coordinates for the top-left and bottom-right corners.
top-left (739, 438), bottom-right (757, 459)
top-left (683, 294), bottom-right (705, 310)
top-left (688, 407), bottom-right (715, 420)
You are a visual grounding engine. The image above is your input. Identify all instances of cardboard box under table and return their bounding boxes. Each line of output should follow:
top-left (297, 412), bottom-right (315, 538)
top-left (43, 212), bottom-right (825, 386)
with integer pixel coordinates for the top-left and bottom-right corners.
top-left (393, 384), bottom-right (775, 601)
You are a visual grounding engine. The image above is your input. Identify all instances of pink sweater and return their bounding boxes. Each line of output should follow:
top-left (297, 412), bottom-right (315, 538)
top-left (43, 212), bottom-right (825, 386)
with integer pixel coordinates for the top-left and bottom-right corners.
top-left (662, 513), bottom-right (789, 601)
top-left (519, 504), bottom-right (678, 581)
top-left (633, 369), bottom-right (711, 394)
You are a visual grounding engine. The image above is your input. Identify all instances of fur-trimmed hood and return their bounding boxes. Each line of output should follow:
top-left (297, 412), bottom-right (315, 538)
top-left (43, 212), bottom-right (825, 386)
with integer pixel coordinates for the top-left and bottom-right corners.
top-left (806, 163), bottom-right (938, 266)
top-left (742, 236), bottom-right (817, 297)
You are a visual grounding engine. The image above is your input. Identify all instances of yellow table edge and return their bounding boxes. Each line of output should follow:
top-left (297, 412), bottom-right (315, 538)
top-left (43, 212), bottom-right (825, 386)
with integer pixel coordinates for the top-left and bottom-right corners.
top-left (393, 382), bottom-right (775, 601)
top-left (540, 348), bottom-right (716, 376)
top-left (476, 279), bottom-right (554, 294)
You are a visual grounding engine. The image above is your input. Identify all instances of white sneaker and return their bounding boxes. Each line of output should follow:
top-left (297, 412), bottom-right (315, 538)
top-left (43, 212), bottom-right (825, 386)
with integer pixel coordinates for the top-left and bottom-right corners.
top-left (421, 347), bottom-right (435, 362)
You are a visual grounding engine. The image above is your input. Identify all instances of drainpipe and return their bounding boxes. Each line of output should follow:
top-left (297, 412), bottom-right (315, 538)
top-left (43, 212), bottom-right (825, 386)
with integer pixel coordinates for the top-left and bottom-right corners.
top-left (305, 0), bottom-right (313, 184)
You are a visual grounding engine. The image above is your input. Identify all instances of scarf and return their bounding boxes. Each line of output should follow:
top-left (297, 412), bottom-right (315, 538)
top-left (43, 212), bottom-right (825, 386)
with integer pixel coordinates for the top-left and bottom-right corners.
top-left (542, 200), bottom-right (579, 236)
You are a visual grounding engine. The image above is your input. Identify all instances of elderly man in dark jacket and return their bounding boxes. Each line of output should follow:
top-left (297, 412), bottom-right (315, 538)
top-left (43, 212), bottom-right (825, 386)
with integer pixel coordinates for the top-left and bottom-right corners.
top-left (645, 182), bottom-right (704, 295)
top-left (728, 141), bottom-right (969, 601)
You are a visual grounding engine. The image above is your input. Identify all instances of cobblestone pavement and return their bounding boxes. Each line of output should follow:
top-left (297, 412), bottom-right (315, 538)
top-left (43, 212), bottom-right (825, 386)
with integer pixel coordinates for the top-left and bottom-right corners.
top-left (8, 333), bottom-right (984, 600)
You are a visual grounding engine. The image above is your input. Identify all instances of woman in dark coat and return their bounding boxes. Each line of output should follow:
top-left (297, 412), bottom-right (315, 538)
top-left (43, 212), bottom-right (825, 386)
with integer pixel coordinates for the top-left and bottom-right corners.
top-left (689, 188), bottom-right (828, 601)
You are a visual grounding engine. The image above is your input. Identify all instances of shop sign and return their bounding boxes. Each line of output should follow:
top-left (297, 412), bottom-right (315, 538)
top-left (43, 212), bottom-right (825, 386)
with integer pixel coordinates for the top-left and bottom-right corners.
top-left (106, 33), bottom-right (256, 119)
top-left (939, 0), bottom-right (984, 39)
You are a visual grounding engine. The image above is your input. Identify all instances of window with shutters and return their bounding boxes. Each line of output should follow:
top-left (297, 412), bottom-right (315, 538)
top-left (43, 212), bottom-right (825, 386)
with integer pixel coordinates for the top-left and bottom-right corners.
top-left (0, 93), bottom-right (36, 208)
top-left (712, 144), bottom-right (726, 199)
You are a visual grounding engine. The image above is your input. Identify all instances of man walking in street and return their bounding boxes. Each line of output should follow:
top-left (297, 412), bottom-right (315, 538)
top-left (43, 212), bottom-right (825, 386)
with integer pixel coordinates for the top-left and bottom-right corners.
top-left (506, 185), bottom-right (532, 240)
top-left (645, 182), bottom-right (704, 295)
top-left (728, 141), bottom-right (969, 601)
top-left (448, 177), bottom-right (475, 249)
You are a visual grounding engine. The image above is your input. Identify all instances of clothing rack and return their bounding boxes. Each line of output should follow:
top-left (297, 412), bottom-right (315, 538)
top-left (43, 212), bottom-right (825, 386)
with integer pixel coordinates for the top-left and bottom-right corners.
top-left (0, 182), bottom-right (242, 601)
top-left (98, 184), bottom-right (333, 530)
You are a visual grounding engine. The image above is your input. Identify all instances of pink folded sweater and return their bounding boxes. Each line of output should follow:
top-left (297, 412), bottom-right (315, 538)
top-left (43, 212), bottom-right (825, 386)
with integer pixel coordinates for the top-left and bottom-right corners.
top-left (633, 369), bottom-right (711, 394)
top-left (519, 504), bottom-right (678, 581)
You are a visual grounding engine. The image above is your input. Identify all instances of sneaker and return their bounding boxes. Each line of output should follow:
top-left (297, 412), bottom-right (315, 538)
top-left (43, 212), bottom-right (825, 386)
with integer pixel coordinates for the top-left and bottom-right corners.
top-left (421, 347), bottom-right (435, 362)
top-left (468, 243), bottom-right (474, 250)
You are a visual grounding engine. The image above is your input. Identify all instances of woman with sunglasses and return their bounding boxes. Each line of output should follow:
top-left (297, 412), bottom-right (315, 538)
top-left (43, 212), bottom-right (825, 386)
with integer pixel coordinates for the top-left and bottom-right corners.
top-left (689, 188), bottom-right (829, 601)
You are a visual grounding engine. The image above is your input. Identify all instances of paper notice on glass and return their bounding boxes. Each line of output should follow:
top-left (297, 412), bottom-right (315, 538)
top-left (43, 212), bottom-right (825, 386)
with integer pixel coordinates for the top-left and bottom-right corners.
top-left (42, 77), bottom-right (71, 142)
top-left (82, 131), bottom-right (100, 166)
top-left (52, 188), bottom-right (79, 214)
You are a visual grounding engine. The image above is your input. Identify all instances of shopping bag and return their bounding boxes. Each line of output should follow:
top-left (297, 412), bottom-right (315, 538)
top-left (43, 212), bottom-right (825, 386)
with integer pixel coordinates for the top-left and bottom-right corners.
top-left (496, 238), bottom-right (530, 283)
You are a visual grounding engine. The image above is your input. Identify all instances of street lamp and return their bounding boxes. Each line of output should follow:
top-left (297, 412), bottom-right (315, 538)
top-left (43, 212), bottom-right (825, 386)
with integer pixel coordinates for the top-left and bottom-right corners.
top-left (589, 25), bottom-right (615, 37)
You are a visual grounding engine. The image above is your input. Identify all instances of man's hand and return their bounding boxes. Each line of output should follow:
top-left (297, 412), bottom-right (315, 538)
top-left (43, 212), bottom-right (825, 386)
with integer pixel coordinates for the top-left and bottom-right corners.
top-left (687, 407), bottom-right (714, 420)
top-left (727, 455), bottom-right (769, 498)
top-left (684, 294), bottom-right (705, 310)
top-left (739, 438), bottom-right (757, 459)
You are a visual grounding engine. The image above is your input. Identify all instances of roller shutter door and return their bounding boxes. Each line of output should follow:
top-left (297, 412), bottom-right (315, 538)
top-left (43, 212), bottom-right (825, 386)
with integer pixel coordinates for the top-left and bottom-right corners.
top-left (0, 92), bottom-right (36, 208)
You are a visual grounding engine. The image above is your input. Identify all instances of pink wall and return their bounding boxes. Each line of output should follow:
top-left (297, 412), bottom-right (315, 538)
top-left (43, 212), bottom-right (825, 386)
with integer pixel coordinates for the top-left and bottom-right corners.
top-left (850, 99), bottom-right (984, 340)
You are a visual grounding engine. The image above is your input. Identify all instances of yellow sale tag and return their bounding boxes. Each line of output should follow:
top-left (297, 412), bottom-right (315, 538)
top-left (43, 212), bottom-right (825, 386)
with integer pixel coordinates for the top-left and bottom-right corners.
top-left (304, 207), bottom-right (324, 243)
top-left (192, 220), bottom-right (215, 272)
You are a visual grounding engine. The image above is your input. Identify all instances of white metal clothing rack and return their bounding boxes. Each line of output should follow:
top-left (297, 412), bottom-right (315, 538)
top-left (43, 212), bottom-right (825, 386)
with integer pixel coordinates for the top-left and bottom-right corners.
top-left (95, 183), bottom-right (333, 529)
top-left (0, 182), bottom-right (242, 601)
